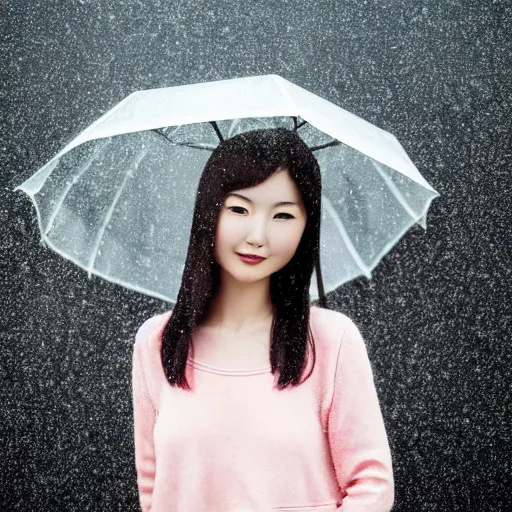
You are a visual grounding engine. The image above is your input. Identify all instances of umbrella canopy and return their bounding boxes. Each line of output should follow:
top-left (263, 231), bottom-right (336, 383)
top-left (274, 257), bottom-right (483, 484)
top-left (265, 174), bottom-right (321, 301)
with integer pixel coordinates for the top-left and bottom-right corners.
top-left (14, 74), bottom-right (439, 303)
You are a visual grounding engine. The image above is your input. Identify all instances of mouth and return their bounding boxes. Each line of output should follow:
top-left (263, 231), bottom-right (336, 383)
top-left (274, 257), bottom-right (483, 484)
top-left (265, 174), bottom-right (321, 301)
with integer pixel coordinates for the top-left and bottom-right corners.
top-left (236, 253), bottom-right (267, 263)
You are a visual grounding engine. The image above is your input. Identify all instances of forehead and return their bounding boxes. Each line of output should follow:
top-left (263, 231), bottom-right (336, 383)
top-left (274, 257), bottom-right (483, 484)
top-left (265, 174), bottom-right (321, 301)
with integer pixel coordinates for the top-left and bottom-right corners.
top-left (229, 168), bottom-right (302, 202)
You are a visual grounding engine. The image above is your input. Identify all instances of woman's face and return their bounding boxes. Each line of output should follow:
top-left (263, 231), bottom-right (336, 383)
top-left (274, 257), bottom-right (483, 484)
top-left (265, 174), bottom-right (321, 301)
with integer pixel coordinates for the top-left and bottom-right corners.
top-left (213, 167), bottom-right (307, 284)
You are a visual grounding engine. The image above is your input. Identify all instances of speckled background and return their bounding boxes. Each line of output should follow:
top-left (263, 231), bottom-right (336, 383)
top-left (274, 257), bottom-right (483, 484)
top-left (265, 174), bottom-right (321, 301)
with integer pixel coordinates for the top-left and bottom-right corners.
top-left (1, 0), bottom-right (511, 510)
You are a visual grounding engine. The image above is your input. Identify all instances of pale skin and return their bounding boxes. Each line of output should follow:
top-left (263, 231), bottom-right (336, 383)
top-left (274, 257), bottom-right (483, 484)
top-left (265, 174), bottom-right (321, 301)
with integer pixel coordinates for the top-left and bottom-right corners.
top-left (191, 166), bottom-right (307, 367)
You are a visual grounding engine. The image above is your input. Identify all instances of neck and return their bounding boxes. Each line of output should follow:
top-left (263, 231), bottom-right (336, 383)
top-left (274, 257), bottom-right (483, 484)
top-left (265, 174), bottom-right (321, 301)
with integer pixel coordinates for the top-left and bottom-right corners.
top-left (202, 271), bottom-right (274, 333)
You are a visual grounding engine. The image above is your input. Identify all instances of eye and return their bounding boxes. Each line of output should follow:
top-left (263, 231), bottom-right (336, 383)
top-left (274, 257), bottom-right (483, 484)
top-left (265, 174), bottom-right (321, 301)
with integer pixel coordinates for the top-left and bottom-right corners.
top-left (228, 206), bottom-right (247, 214)
top-left (227, 207), bottom-right (294, 220)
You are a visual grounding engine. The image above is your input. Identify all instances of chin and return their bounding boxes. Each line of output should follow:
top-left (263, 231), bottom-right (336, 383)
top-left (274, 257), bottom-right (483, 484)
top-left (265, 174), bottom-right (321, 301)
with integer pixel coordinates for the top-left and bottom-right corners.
top-left (228, 268), bottom-right (272, 284)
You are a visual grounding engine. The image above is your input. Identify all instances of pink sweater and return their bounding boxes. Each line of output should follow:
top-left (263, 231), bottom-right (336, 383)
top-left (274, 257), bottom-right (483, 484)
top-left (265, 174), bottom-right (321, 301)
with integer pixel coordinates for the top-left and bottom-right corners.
top-left (132, 305), bottom-right (394, 512)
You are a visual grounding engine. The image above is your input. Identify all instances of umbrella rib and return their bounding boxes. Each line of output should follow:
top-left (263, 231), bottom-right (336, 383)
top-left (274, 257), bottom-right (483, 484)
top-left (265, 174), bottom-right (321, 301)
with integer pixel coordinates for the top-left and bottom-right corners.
top-left (44, 141), bottom-right (111, 237)
top-left (209, 121), bottom-right (224, 142)
top-left (310, 140), bottom-right (341, 152)
top-left (162, 126), bottom-right (181, 138)
top-left (87, 148), bottom-right (149, 278)
top-left (151, 128), bottom-right (174, 144)
top-left (322, 195), bottom-right (372, 279)
top-left (291, 117), bottom-right (308, 131)
top-left (369, 159), bottom-right (422, 223)
top-left (151, 129), bottom-right (215, 151)
top-left (173, 141), bottom-right (216, 151)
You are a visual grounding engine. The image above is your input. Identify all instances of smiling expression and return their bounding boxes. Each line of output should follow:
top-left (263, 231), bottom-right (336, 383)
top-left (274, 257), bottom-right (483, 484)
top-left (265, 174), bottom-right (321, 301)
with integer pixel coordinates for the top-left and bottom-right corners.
top-left (213, 167), bottom-right (308, 284)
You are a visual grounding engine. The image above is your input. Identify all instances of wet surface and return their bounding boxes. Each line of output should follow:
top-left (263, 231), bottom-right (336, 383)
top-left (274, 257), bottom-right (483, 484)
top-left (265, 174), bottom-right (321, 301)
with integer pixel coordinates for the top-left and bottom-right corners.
top-left (1, 0), bottom-right (511, 510)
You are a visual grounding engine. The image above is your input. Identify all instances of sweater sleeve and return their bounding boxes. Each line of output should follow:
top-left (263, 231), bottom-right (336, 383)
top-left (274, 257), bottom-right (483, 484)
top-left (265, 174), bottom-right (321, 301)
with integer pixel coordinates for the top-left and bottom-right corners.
top-left (132, 320), bottom-right (158, 512)
top-left (327, 318), bottom-right (395, 512)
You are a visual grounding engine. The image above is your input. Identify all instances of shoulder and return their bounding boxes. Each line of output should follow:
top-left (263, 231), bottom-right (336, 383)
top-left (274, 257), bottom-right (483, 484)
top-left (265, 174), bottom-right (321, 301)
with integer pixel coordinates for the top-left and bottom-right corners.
top-left (134, 309), bottom-right (174, 351)
top-left (309, 306), bottom-right (365, 359)
top-left (310, 305), bottom-right (355, 341)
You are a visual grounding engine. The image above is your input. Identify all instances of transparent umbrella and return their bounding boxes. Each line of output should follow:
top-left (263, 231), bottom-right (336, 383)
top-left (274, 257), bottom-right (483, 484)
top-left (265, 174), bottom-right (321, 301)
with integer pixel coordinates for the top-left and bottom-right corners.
top-left (13, 74), bottom-right (440, 304)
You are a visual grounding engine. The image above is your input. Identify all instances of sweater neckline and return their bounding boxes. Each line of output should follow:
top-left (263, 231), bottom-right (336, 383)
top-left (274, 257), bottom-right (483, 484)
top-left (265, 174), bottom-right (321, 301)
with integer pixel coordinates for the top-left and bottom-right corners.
top-left (186, 356), bottom-right (271, 375)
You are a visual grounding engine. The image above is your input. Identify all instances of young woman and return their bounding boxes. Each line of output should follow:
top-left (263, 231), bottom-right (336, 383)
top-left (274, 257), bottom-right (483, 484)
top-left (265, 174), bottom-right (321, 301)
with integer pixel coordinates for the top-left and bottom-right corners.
top-left (132, 127), bottom-right (394, 512)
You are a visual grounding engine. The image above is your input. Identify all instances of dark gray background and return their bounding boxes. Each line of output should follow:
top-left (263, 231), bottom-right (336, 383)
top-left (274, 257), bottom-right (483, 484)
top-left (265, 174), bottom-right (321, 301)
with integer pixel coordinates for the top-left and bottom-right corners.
top-left (1, 0), bottom-right (511, 510)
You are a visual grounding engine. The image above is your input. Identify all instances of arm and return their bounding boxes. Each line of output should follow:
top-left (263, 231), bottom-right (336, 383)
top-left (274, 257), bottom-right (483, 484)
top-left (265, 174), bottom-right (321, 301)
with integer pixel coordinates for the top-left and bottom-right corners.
top-left (328, 319), bottom-right (395, 511)
top-left (132, 324), bottom-right (158, 512)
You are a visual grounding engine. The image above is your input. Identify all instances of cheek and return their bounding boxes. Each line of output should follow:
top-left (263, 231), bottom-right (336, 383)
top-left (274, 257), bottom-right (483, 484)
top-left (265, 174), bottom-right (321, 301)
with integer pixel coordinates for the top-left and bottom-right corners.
top-left (214, 217), bottom-right (243, 249)
top-left (272, 224), bottom-right (305, 256)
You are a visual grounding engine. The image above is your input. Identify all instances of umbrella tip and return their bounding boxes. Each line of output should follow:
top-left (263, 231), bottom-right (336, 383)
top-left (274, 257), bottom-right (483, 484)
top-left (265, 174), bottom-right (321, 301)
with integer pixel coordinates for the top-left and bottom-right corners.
top-left (270, 73), bottom-right (286, 82)
top-left (417, 214), bottom-right (427, 230)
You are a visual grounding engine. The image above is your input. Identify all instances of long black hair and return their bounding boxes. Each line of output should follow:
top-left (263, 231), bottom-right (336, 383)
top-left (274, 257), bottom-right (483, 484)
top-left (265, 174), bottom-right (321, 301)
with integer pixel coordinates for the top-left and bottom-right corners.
top-left (161, 126), bottom-right (325, 391)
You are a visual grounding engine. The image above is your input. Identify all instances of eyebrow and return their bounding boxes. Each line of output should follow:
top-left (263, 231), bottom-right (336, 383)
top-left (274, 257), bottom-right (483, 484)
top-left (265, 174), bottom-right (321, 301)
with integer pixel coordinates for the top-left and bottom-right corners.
top-left (227, 193), bottom-right (299, 207)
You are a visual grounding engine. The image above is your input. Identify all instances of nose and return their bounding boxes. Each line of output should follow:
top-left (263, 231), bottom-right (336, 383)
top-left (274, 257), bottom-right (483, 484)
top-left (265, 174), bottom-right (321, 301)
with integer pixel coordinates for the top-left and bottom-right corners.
top-left (245, 215), bottom-right (267, 247)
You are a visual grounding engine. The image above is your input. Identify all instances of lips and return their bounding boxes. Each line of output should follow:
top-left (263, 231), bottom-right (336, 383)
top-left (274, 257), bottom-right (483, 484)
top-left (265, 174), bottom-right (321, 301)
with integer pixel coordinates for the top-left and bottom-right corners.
top-left (237, 253), bottom-right (266, 263)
